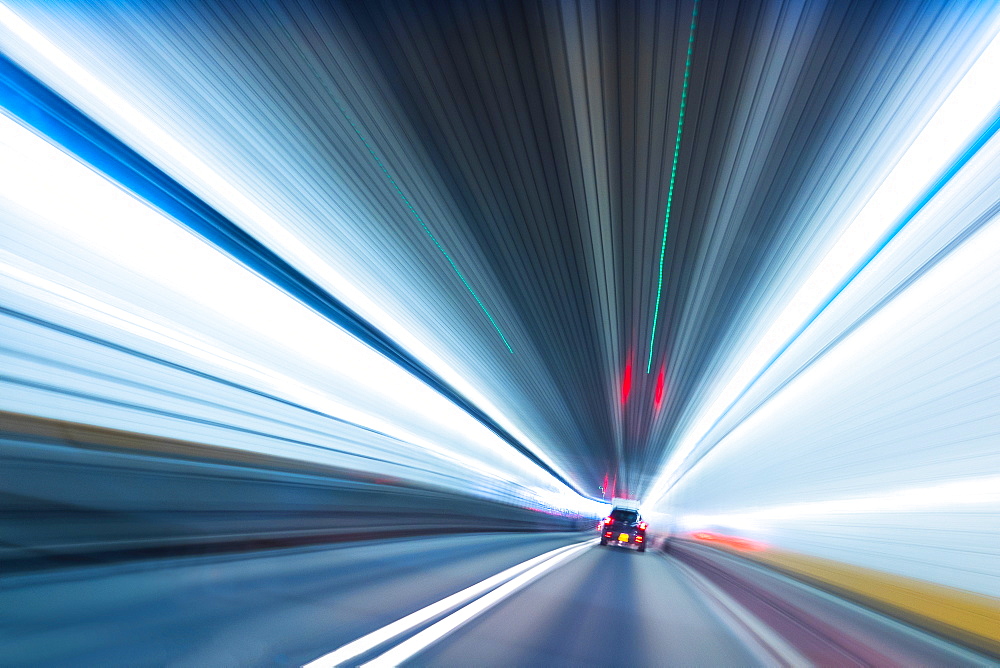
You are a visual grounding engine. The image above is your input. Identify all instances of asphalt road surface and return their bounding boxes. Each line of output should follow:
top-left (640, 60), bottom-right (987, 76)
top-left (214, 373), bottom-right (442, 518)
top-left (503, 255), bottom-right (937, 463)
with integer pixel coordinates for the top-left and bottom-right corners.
top-left (406, 541), bottom-right (759, 667)
top-left (1, 532), bottom-right (989, 666)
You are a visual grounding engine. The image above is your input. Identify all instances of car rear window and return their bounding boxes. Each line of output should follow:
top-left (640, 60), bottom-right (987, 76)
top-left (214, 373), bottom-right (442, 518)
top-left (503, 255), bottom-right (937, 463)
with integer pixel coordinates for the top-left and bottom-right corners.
top-left (610, 509), bottom-right (638, 522)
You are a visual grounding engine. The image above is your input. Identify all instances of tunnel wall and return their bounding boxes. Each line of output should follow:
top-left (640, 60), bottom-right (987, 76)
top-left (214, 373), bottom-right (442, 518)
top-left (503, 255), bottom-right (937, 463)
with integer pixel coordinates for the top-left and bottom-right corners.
top-left (665, 537), bottom-right (1000, 657)
top-left (0, 413), bottom-right (585, 572)
top-left (659, 130), bottom-right (1000, 601)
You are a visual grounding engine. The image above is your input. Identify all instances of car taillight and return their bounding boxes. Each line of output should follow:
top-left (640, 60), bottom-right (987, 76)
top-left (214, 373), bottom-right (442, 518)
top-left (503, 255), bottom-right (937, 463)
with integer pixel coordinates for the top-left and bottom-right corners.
top-left (638, 522), bottom-right (647, 531)
top-left (635, 535), bottom-right (644, 542)
top-left (604, 531), bottom-right (612, 537)
top-left (603, 517), bottom-right (613, 524)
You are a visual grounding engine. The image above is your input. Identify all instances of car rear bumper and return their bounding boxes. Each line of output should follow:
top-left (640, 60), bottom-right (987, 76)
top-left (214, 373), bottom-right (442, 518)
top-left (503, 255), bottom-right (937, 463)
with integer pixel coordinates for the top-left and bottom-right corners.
top-left (601, 529), bottom-right (646, 547)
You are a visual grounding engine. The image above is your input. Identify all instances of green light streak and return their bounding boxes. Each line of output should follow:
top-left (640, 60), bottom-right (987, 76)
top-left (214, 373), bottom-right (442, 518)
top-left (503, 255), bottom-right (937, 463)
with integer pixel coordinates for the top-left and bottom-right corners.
top-left (648, 0), bottom-right (700, 374)
top-left (338, 107), bottom-right (514, 354)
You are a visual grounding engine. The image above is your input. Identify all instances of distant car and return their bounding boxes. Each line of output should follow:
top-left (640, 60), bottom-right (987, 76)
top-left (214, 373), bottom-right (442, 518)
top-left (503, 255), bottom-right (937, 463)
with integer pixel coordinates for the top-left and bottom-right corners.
top-left (599, 507), bottom-right (647, 552)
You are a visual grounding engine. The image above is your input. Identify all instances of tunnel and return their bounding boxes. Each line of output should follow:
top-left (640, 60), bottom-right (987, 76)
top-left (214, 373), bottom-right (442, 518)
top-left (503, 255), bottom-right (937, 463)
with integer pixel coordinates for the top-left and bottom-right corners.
top-left (1, 0), bottom-right (998, 665)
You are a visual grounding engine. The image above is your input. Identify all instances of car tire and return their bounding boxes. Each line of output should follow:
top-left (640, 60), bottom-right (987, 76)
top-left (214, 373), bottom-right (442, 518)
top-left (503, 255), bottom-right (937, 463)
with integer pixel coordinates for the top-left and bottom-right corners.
top-left (599, 537), bottom-right (608, 545)
top-left (637, 545), bottom-right (646, 552)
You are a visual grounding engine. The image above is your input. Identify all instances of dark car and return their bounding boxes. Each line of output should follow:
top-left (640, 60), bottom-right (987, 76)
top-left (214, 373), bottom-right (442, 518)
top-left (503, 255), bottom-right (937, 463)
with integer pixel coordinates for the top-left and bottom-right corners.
top-left (599, 507), bottom-right (647, 551)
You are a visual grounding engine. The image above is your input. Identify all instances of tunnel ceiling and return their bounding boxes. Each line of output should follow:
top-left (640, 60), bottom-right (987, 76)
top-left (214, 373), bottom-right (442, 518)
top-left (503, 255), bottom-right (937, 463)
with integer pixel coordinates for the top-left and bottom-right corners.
top-left (7, 0), bottom-right (996, 499)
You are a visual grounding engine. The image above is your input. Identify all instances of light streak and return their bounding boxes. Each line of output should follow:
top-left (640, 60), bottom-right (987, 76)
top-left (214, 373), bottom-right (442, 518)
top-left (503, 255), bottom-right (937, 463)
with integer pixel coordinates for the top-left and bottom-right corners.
top-left (0, 2), bottom-right (540, 481)
top-left (338, 105), bottom-right (515, 354)
top-left (647, 0), bottom-right (700, 373)
top-left (646, 21), bottom-right (1000, 501)
top-left (0, 106), bottom-right (585, 510)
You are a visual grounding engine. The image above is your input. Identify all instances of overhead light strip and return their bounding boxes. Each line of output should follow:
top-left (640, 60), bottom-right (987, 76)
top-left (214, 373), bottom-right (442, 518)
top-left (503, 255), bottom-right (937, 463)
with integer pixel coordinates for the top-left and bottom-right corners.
top-left (337, 105), bottom-right (515, 354)
top-left (648, 0), bottom-right (701, 373)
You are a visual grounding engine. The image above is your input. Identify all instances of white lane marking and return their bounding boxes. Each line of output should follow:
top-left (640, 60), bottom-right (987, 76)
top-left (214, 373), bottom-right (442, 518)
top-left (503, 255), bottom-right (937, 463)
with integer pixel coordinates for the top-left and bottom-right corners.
top-left (671, 558), bottom-right (810, 667)
top-left (360, 541), bottom-right (592, 667)
top-left (303, 541), bottom-right (589, 667)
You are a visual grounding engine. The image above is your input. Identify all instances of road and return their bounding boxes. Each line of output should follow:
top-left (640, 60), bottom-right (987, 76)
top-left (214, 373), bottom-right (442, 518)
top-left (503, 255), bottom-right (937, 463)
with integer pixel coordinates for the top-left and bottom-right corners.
top-left (405, 541), bottom-right (759, 667)
top-left (1, 532), bottom-right (990, 666)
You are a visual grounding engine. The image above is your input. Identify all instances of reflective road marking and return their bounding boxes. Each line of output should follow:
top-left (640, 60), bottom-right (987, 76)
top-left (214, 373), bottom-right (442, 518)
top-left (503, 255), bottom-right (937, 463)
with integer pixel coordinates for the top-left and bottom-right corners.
top-left (303, 541), bottom-right (589, 667)
top-left (360, 542), bottom-right (591, 667)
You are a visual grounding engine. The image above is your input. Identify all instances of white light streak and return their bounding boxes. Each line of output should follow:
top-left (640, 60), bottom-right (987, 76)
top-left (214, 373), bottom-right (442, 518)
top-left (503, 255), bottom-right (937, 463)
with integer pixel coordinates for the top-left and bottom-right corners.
top-left (646, 21), bottom-right (1000, 505)
top-left (682, 475), bottom-right (1000, 530)
top-left (0, 2), bottom-right (578, 490)
top-left (0, 105), bottom-right (585, 509)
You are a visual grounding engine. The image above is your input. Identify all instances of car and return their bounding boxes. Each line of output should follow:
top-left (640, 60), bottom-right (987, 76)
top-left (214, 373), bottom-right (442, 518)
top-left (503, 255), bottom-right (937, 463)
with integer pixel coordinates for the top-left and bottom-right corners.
top-left (599, 507), bottom-right (647, 552)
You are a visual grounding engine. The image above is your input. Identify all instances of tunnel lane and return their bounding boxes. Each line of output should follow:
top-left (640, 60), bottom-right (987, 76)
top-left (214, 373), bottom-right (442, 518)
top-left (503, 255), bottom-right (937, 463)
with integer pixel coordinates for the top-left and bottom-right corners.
top-left (2, 532), bottom-right (768, 667)
top-left (381, 540), bottom-right (764, 667)
top-left (3, 530), bottom-right (995, 666)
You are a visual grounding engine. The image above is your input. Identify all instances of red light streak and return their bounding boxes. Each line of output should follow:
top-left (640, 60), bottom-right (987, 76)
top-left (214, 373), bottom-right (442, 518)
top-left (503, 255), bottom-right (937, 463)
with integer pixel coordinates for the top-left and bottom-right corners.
top-left (690, 531), bottom-right (766, 552)
top-left (622, 360), bottom-right (633, 404)
top-left (654, 365), bottom-right (666, 409)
